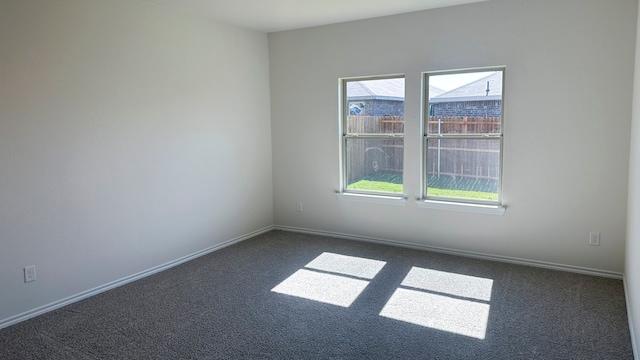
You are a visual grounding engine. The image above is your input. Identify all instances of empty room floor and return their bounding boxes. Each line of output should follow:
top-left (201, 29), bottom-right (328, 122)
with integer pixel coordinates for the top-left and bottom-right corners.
top-left (0, 230), bottom-right (633, 359)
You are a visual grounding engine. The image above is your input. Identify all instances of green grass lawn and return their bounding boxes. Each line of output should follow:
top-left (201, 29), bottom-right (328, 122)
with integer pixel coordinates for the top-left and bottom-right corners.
top-left (428, 188), bottom-right (498, 201)
top-left (348, 180), bottom-right (404, 193)
top-left (348, 173), bottom-right (498, 200)
top-left (348, 173), bottom-right (403, 193)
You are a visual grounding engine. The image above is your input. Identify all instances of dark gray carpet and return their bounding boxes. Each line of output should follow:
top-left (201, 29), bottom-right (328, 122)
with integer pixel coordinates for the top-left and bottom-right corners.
top-left (0, 230), bottom-right (633, 359)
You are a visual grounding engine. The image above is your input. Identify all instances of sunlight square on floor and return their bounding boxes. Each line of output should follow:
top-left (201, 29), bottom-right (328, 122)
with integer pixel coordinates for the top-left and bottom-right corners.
top-left (271, 253), bottom-right (387, 307)
top-left (401, 267), bottom-right (493, 301)
top-left (380, 288), bottom-right (490, 339)
top-left (271, 269), bottom-right (369, 307)
top-left (304, 252), bottom-right (386, 279)
top-left (380, 267), bottom-right (493, 339)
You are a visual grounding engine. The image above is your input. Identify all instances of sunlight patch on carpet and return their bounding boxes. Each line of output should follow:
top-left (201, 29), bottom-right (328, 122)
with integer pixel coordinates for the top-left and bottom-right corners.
top-left (380, 267), bottom-right (493, 339)
top-left (271, 269), bottom-right (369, 307)
top-left (401, 267), bottom-right (493, 301)
top-left (380, 288), bottom-right (490, 339)
top-left (305, 252), bottom-right (386, 279)
top-left (271, 253), bottom-right (386, 307)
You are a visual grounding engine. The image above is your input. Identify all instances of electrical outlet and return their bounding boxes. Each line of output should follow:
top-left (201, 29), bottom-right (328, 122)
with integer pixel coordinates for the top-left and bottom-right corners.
top-left (589, 232), bottom-right (600, 246)
top-left (296, 202), bottom-right (303, 212)
top-left (24, 265), bottom-right (36, 283)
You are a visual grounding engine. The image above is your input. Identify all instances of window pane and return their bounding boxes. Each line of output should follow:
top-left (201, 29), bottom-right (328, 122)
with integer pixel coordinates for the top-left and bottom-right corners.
top-left (346, 78), bottom-right (404, 134)
top-left (346, 138), bottom-right (403, 194)
top-left (426, 139), bottom-right (500, 201)
top-left (428, 71), bottom-right (502, 134)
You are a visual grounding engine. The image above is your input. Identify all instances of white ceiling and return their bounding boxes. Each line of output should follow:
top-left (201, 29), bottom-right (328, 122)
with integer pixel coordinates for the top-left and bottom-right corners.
top-left (139, 0), bottom-right (488, 33)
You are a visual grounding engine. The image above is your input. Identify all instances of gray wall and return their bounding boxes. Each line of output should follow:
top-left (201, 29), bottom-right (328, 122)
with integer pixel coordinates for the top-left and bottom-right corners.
top-left (626, 1), bottom-right (640, 354)
top-left (269, 0), bottom-right (636, 273)
top-left (0, 0), bottom-right (273, 323)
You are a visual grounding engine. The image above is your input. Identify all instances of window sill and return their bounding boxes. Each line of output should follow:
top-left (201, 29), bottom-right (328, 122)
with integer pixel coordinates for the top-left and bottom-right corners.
top-left (336, 192), bottom-right (407, 206)
top-left (416, 199), bottom-right (505, 215)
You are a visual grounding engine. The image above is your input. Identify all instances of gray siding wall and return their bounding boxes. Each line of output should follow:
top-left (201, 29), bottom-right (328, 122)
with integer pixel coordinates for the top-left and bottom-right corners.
top-left (431, 100), bottom-right (501, 117)
top-left (361, 100), bottom-right (404, 116)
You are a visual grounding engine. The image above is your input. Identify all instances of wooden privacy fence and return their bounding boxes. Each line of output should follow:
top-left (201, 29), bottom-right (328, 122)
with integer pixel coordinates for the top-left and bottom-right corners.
top-left (348, 115), bottom-right (404, 134)
top-left (427, 116), bottom-right (501, 134)
top-left (346, 116), bottom-right (501, 183)
top-left (346, 116), bottom-right (404, 183)
top-left (426, 139), bottom-right (500, 181)
top-left (427, 116), bottom-right (501, 181)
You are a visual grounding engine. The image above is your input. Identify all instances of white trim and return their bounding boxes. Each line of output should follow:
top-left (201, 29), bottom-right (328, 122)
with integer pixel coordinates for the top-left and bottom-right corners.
top-left (274, 225), bottom-right (623, 279)
top-left (0, 225), bottom-right (274, 330)
top-left (336, 192), bottom-right (407, 206)
top-left (624, 274), bottom-right (639, 359)
top-left (417, 199), bottom-right (505, 215)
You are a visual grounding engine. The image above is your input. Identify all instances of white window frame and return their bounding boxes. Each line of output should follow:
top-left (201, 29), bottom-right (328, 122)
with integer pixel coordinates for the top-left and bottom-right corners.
top-left (338, 74), bottom-right (405, 199)
top-left (420, 67), bottom-right (505, 209)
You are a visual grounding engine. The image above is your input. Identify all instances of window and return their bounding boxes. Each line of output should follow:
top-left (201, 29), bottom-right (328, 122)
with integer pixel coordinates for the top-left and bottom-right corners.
top-left (341, 75), bottom-right (405, 196)
top-left (423, 68), bottom-right (504, 205)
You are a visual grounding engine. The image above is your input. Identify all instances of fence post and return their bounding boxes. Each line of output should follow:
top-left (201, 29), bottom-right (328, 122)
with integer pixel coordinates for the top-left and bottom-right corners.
top-left (437, 118), bottom-right (441, 177)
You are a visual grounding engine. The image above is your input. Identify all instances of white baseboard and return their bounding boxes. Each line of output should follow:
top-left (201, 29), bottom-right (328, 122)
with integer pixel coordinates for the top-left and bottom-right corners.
top-left (2, 224), bottom-right (625, 331)
top-left (274, 225), bottom-right (624, 280)
top-left (624, 274), bottom-right (639, 360)
top-left (0, 225), bottom-right (274, 330)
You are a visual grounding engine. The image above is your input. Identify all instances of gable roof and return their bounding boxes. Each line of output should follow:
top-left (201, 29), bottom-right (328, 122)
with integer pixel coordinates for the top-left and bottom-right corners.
top-left (347, 78), bottom-right (405, 101)
top-left (429, 85), bottom-right (445, 97)
top-left (431, 71), bottom-right (502, 103)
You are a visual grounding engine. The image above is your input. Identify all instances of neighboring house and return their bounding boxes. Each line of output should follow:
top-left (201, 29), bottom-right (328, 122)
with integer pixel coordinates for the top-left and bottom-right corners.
top-left (347, 80), bottom-right (448, 117)
top-left (429, 72), bottom-right (502, 117)
top-left (347, 78), bottom-right (405, 116)
top-left (428, 85), bottom-right (445, 98)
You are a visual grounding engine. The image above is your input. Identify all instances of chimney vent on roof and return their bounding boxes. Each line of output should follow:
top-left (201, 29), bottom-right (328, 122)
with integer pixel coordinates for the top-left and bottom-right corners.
top-left (485, 81), bottom-right (490, 96)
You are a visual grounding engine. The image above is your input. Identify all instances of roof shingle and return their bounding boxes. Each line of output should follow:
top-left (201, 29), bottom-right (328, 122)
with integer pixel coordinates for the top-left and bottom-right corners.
top-left (432, 72), bottom-right (502, 102)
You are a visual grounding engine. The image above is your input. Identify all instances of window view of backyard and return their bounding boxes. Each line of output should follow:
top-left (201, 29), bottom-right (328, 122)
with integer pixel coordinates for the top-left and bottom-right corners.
top-left (344, 77), bottom-right (405, 194)
top-left (343, 69), bottom-right (503, 203)
top-left (426, 70), bottom-right (503, 202)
